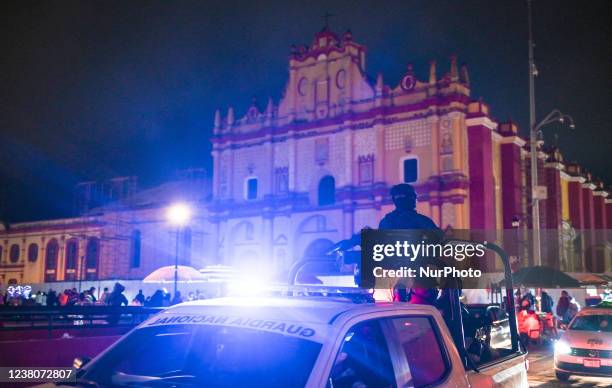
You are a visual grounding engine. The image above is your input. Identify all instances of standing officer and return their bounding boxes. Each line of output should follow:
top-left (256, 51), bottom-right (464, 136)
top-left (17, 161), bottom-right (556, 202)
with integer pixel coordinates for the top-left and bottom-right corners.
top-left (379, 183), bottom-right (438, 230)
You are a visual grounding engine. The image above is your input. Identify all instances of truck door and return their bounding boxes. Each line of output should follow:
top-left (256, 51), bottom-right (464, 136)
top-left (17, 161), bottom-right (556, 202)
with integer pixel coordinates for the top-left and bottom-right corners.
top-left (381, 315), bottom-right (469, 387)
top-left (327, 319), bottom-right (397, 388)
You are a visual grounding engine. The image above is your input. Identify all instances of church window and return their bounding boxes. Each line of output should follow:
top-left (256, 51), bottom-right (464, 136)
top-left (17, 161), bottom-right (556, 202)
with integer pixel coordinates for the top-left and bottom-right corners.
top-left (336, 69), bottom-right (346, 89)
top-left (85, 238), bottom-right (99, 280)
top-left (318, 175), bottom-right (336, 206)
top-left (64, 239), bottom-right (78, 280)
top-left (9, 244), bottom-right (20, 263)
top-left (298, 77), bottom-right (308, 96)
top-left (403, 158), bottom-right (419, 183)
top-left (245, 177), bottom-right (258, 200)
top-left (28, 243), bottom-right (38, 262)
top-left (45, 239), bottom-right (59, 282)
top-left (130, 230), bottom-right (141, 268)
top-left (315, 138), bottom-right (329, 165)
top-left (359, 155), bottom-right (375, 185)
top-left (275, 167), bottom-right (289, 194)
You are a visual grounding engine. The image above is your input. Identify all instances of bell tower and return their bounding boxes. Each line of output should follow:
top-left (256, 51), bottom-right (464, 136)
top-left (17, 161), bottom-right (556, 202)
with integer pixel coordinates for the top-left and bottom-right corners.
top-left (277, 28), bottom-right (372, 123)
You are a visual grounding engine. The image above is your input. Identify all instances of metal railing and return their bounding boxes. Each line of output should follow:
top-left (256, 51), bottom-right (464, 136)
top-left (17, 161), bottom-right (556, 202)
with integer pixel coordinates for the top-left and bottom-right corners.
top-left (0, 306), bottom-right (164, 338)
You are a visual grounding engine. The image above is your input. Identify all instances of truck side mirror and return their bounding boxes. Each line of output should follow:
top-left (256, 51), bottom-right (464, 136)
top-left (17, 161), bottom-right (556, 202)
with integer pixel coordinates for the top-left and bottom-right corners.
top-left (73, 356), bottom-right (91, 370)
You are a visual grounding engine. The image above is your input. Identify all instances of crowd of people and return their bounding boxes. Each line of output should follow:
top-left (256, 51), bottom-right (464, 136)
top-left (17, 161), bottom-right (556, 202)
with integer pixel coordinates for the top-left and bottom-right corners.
top-left (515, 287), bottom-right (581, 324)
top-left (515, 287), bottom-right (583, 344)
top-left (0, 282), bottom-right (210, 307)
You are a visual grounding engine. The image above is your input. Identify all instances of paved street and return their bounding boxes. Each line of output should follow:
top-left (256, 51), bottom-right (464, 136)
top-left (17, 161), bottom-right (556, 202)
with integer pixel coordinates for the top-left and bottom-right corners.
top-left (527, 344), bottom-right (612, 387)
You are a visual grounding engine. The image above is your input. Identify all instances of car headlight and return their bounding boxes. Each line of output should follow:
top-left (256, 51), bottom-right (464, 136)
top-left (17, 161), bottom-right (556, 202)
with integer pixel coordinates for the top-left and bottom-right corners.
top-left (554, 340), bottom-right (572, 355)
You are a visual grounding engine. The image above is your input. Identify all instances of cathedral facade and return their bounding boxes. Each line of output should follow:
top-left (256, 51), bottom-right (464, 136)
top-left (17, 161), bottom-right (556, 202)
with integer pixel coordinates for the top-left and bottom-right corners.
top-left (1, 28), bottom-right (610, 287)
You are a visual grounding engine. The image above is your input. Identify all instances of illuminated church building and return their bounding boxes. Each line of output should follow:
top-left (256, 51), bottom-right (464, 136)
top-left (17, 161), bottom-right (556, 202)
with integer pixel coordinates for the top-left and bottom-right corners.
top-left (1, 28), bottom-right (610, 286)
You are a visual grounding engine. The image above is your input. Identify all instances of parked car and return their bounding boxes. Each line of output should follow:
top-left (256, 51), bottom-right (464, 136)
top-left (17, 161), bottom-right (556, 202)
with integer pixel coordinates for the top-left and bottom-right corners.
top-left (554, 304), bottom-right (612, 380)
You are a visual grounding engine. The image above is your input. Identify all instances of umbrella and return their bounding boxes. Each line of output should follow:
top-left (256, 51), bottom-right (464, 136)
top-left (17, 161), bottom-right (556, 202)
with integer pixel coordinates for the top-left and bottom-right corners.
top-left (144, 265), bottom-right (206, 283)
top-left (571, 273), bottom-right (609, 286)
top-left (512, 266), bottom-right (580, 288)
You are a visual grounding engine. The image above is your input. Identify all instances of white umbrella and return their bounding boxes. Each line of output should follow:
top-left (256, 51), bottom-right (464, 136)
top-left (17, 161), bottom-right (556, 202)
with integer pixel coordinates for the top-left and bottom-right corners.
top-left (144, 265), bottom-right (207, 283)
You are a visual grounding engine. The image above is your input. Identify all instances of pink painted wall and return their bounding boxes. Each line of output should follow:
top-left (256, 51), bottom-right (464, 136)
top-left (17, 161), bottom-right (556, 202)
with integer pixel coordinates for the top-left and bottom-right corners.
top-left (468, 125), bottom-right (495, 230)
top-left (500, 143), bottom-right (523, 228)
top-left (568, 182), bottom-right (584, 229)
top-left (593, 195), bottom-right (607, 229)
top-left (582, 187), bottom-right (595, 231)
top-left (545, 168), bottom-right (562, 229)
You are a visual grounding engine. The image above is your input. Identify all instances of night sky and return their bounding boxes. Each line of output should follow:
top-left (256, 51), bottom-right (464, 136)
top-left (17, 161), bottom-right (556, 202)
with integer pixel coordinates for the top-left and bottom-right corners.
top-left (1, 0), bottom-right (610, 222)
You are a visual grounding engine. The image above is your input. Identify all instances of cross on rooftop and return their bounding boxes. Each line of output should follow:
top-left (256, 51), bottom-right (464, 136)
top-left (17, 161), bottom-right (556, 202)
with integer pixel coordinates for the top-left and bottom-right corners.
top-left (322, 12), bottom-right (334, 29)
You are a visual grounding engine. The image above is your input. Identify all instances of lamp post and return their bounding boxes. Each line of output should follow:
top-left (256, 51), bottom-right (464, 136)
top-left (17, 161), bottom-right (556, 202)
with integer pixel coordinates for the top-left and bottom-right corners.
top-left (167, 203), bottom-right (191, 299)
top-left (529, 109), bottom-right (575, 266)
top-left (527, 0), bottom-right (575, 266)
top-left (512, 216), bottom-right (521, 271)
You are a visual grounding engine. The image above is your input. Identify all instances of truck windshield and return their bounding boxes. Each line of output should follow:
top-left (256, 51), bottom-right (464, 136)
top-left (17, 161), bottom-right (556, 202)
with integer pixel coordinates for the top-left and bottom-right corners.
top-left (82, 324), bottom-right (322, 387)
top-left (569, 314), bottom-right (611, 332)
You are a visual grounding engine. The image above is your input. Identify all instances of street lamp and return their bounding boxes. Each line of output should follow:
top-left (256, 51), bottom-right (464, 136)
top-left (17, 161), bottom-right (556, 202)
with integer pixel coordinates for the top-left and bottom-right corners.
top-left (167, 203), bottom-right (191, 298)
top-left (529, 109), bottom-right (575, 266)
top-left (527, 0), bottom-right (575, 266)
top-left (512, 216), bottom-right (521, 270)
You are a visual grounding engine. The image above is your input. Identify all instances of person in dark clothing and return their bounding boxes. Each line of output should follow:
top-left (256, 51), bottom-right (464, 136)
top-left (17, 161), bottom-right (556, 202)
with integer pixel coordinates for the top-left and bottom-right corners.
top-left (107, 283), bottom-right (128, 306)
top-left (134, 289), bottom-right (145, 306)
top-left (379, 184), bottom-right (442, 303)
top-left (147, 290), bottom-right (164, 307)
top-left (556, 290), bottom-right (570, 319)
top-left (88, 287), bottom-right (97, 303)
top-left (520, 290), bottom-right (536, 312)
top-left (106, 283), bottom-right (128, 325)
top-left (46, 290), bottom-right (58, 306)
top-left (540, 291), bottom-right (554, 313)
top-left (378, 184), bottom-right (438, 230)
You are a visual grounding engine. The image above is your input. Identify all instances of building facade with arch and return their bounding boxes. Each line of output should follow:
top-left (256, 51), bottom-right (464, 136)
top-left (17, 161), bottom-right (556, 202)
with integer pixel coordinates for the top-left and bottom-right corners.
top-left (1, 28), bottom-right (611, 288)
top-left (208, 27), bottom-right (610, 274)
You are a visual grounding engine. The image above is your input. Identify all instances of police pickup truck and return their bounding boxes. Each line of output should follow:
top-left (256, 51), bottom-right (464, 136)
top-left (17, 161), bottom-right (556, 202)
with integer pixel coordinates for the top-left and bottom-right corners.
top-left (54, 287), bottom-right (527, 388)
top-left (54, 238), bottom-right (527, 387)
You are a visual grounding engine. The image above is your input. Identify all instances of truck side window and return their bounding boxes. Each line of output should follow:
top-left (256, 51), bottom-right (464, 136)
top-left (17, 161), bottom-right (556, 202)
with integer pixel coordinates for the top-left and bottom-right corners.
top-left (390, 317), bottom-right (449, 387)
top-left (495, 307), bottom-right (508, 321)
top-left (328, 320), bottom-right (396, 388)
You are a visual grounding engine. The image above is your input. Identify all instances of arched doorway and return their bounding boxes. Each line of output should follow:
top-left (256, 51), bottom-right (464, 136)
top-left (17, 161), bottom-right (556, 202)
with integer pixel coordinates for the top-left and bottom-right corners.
top-left (318, 176), bottom-right (336, 206)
